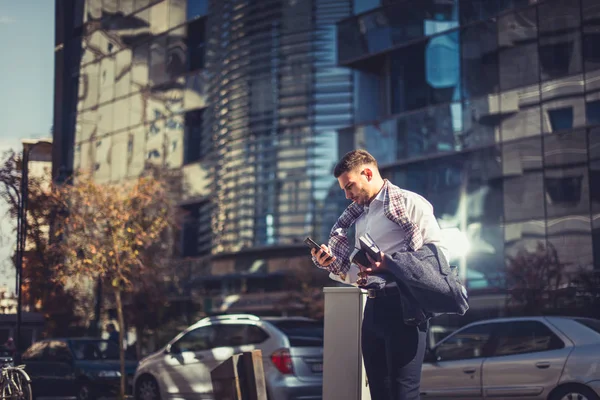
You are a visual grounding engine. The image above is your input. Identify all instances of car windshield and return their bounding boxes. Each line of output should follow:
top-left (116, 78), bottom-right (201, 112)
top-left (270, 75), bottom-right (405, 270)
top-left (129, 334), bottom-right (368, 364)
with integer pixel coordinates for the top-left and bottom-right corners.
top-left (572, 318), bottom-right (600, 336)
top-left (70, 340), bottom-right (133, 361)
top-left (268, 320), bottom-right (324, 347)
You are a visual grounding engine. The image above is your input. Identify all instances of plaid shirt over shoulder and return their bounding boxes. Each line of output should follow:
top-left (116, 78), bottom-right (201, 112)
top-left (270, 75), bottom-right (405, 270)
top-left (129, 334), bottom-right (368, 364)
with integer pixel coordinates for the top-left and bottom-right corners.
top-left (312, 180), bottom-right (424, 277)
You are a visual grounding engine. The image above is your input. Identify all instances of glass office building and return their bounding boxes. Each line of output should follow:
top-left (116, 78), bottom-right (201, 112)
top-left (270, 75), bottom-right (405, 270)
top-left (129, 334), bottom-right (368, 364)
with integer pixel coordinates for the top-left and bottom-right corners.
top-left (205, 0), bottom-right (352, 254)
top-left (53, 0), bottom-right (353, 313)
top-left (335, 0), bottom-right (600, 302)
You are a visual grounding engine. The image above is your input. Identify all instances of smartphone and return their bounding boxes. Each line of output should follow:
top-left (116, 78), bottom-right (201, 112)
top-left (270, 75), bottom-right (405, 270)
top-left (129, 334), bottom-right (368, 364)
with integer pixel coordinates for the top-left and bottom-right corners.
top-left (304, 237), bottom-right (333, 261)
top-left (303, 237), bottom-right (321, 250)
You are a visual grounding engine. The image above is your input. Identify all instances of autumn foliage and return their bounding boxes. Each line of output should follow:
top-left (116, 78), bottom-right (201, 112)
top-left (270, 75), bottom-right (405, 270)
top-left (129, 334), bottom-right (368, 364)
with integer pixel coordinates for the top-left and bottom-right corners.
top-left (51, 172), bottom-right (177, 399)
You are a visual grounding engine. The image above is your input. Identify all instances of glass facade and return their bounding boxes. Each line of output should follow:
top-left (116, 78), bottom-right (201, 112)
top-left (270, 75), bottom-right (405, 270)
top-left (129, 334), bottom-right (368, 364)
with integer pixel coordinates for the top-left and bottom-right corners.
top-left (205, 0), bottom-right (352, 253)
top-left (55, 0), bottom-right (353, 261)
top-left (336, 0), bottom-right (600, 293)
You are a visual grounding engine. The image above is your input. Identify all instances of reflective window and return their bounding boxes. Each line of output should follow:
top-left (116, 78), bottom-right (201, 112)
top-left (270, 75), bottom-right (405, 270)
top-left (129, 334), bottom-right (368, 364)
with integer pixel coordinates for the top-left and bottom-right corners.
top-left (587, 99), bottom-right (600, 126)
top-left (459, 0), bottom-right (531, 25)
top-left (548, 107), bottom-right (574, 132)
top-left (187, 17), bottom-right (206, 71)
top-left (539, 0), bottom-right (582, 81)
top-left (395, 102), bottom-right (462, 159)
top-left (435, 323), bottom-right (496, 361)
top-left (337, 18), bottom-right (364, 63)
top-left (268, 319), bottom-right (324, 346)
top-left (498, 7), bottom-right (539, 91)
top-left (353, 69), bottom-right (386, 123)
top-left (543, 129), bottom-right (587, 168)
top-left (545, 166), bottom-right (590, 218)
top-left (181, 200), bottom-right (211, 257)
top-left (583, 0), bottom-right (600, 74)
top-left (184, 108), bottom-right (207, 164)
top-left (541, 74), bottom-right (586, 134)
top-left (353, 0), bottom-right (381, 15)
top-left (461, 97), bottom-right (498, 147)
top-left (461, 20), bottom-right (499, 99)
top-left (388, 148), bottom-right (504, 289)
top-left (338, 1), bottom-right (459, 65)
top-left (493, 321), bottom-right (564, 357)
top-left (213, 325), bottom-right (269, 347)
top-left (504, 172), bottom-right (545, 222)
top-left (390, 31), bottom-right (460, 115)
top-left (174, 326), bottom-right (218, 352)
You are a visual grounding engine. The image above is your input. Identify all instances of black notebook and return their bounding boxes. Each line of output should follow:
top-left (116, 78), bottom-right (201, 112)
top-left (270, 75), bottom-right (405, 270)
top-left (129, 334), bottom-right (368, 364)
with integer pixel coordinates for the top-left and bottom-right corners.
top-left (358, 232), bottom-right (382, 262)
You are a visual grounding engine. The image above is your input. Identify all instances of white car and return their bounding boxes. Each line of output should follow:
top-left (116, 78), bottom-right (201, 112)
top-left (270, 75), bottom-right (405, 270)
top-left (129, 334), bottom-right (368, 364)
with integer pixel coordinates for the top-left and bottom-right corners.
top-left (421, 316), bottom-right (600, 400)
top-left (133, 314), bottom-right (323, 400)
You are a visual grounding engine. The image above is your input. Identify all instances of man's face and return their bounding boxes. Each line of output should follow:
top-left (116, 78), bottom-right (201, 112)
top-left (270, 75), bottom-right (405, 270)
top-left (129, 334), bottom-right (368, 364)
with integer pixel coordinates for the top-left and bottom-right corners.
top-left (337, 167), bottom-right (373, 205)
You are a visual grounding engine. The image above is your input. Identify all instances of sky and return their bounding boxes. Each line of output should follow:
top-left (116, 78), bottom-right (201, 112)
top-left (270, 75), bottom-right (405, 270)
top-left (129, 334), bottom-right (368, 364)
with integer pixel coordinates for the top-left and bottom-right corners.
top-left (0, 0), bottom-right (55, 290)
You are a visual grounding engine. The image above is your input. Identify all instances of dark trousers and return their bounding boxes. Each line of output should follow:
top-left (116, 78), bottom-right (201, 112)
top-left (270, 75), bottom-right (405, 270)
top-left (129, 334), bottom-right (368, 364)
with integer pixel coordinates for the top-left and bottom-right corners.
top-left (362, 295), bottom-right (427, 400)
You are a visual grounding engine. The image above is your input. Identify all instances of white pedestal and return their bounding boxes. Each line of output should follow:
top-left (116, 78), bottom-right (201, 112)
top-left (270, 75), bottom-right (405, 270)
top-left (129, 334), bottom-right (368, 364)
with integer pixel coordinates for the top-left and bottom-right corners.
top-left (322, 286), bottom-right (371, 400)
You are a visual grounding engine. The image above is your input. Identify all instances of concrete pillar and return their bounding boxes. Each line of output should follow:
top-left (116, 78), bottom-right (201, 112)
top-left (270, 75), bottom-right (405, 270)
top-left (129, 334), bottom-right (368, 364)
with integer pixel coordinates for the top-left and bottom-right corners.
top-left (323, 287), bottom-right (371, 400)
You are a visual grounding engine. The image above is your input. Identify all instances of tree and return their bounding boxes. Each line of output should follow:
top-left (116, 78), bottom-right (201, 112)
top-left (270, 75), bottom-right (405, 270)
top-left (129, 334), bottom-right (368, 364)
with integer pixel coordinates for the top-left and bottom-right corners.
top-left (505, 242), bottom-right (569, 315)
top-left (52, 172), bottom-right (177, 399)
top-left (0, 149), bottom-right (80, 335)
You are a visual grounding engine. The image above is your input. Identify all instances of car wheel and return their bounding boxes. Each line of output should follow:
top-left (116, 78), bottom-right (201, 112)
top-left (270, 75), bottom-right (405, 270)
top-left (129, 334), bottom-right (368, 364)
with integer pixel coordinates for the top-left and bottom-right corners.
top-left (135, 376), bottom-right (161, 400)
top-left (76, 382), bottom-right (96, 400)
top-left (550, 384), bottom-right (600, 400)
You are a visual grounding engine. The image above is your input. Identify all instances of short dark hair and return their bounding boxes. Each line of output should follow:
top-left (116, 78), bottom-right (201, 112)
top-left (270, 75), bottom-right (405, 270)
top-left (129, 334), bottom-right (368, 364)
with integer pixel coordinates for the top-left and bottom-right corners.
top-left (333, 149), bottom-right (378, 178)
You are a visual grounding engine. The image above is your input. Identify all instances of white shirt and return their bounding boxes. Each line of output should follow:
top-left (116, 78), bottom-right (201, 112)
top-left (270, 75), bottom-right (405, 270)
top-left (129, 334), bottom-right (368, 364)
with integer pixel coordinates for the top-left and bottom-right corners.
top-left (329, 186), bottom-right (449, 286)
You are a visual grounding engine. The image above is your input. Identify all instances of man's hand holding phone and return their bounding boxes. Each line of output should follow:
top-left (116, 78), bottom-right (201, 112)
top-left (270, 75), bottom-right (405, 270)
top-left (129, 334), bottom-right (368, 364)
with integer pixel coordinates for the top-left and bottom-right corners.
top-left (305, 237), bottom-right (336, 268)
top-left (311, 244), bottom-right (336, 267)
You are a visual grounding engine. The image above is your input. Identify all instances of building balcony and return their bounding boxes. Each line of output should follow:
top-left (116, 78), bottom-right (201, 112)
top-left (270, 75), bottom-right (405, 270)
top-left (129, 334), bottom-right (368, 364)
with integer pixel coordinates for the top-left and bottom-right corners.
top-left (337, 1), bottom-right (459, 67)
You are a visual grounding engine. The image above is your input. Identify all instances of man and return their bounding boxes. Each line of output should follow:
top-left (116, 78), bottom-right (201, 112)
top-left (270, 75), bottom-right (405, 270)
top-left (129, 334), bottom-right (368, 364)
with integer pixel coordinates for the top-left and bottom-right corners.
top-left (3, 337), bottom-right (16, 358)
top-left (106, 323), bottom-right (119, 344)
top-left (311, 149), bottom-right (449, 400)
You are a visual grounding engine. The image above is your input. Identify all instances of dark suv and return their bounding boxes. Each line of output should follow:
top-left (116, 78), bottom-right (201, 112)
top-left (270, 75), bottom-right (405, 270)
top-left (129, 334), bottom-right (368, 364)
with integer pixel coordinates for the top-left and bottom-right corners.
top-left (21, 338), bottom-right (138, 400)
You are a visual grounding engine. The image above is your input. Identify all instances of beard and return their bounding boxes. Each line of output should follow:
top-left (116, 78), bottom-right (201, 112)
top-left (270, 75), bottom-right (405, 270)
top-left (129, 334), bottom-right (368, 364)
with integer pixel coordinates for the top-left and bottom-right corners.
top-left (352, 188), bottom-right (371, 205)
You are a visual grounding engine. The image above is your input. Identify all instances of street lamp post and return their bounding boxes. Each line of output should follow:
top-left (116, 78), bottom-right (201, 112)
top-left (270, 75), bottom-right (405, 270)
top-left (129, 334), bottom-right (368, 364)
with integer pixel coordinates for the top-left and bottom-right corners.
top-left (14, 139), bottom-right (52, 359)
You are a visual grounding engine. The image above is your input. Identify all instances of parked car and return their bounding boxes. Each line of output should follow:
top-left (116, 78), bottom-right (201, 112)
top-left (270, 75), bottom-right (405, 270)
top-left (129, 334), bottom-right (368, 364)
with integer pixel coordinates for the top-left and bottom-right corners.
top-left (133, 314), bottom-right (323, 400)
top-left (21, 338), bottom-right (138, 400)
top-left (421, 316), bottom-right (600, 400)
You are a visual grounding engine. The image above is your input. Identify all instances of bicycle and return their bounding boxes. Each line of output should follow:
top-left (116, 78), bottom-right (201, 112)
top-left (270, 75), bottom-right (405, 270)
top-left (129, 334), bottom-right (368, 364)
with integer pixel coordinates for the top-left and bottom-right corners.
top-left (0, 359), bottom-right (32, 400)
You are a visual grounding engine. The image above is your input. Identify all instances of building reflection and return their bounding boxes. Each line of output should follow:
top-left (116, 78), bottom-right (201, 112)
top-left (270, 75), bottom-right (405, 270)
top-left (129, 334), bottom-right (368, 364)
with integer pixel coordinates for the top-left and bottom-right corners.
top-left (54, 0), bottom-right (353, 317)
top-left (52, 0), bottom-right (600, 320)
top-left (334, 0), bottom-right (600, 316)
